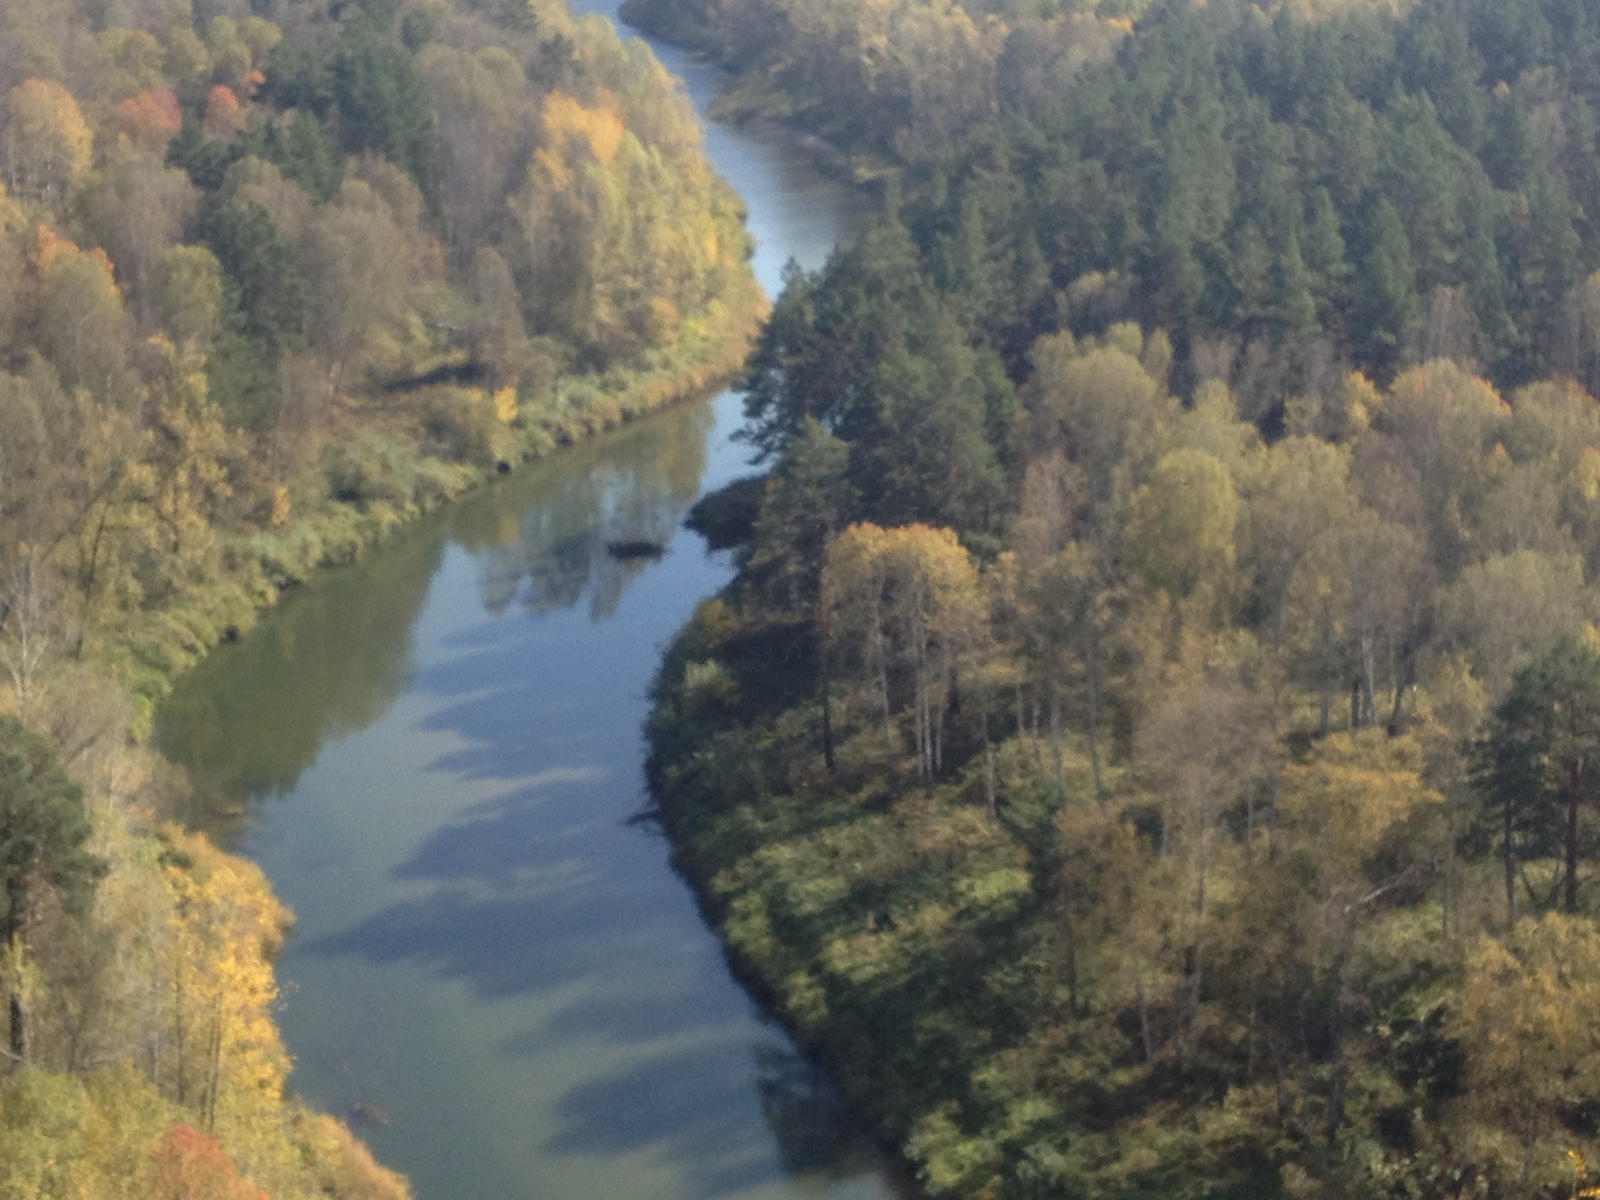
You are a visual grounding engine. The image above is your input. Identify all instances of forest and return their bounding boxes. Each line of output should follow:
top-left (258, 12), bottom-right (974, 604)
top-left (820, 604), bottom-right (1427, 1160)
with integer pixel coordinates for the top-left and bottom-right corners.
top-left (627, 0), bottom-right (1600, 404)
top-left (0, 0), bottom-right (759, 724)
top-left (0, 0), bottom-right (759, 1185)
top-left (644, 0), bottom-right (1600, 1196)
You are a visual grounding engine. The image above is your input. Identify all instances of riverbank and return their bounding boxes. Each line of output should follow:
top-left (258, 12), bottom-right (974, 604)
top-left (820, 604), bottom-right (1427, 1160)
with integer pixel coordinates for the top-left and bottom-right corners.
top-left (644, 600), bottom-right (928, 1168)
top-left (610, 0), bottom-right (897, 189)
top-left (97, 275), bottom-right (766, 736)
top-left (149, 10), bottom-right (909, 1183)
top-left (643, 610), bottom-right (932, 1196)
top-left (0, 274), bottom-right (763, 1200)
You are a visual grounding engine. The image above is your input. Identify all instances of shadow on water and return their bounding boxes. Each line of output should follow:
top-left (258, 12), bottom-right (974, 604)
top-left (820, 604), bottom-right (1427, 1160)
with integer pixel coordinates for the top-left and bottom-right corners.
top-left (156, 524), bottom-right (450, 833)
top-left (152, 15), bottom-right (908, 1190)
top-left (303, 772), bottom-right (904, 1196)
top-left (156, 396), bottom-right (714, 842)
top-left (538, 1040), bottom-right (888, 1198)
top-left (298, 778), bottom-right (850, 1197)
top-left (295, 546), bottom-right (905, 1195)
top-left (754, 1043), bottom-right (896, 1182)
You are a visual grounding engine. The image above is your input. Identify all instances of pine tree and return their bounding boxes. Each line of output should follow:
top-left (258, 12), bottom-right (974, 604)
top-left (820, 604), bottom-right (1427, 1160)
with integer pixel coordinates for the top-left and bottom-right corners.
top-left (0, 716), bottom-right (104, 1063)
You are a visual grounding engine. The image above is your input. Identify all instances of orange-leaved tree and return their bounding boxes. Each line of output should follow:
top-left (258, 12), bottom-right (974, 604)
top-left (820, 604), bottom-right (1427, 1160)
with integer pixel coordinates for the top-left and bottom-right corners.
top-left (146, 1122), bottom-right (269, 1200)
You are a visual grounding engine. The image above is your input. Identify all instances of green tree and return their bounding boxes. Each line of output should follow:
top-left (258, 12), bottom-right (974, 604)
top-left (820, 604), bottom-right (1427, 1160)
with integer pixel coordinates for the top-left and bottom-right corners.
top-left (1268, 234), bottom-right (1318, 342)
top-left (1351, 198), bottom-right (1420, 375)
top-left (1120, 447), bottom-right (1239, 619)
top-left (746, 417), bottom-right (857, 616)
top-left (1475, 636), bottom-right (1600, 922)
top-left (201, 200), bottom-right (309, 359)
top-left (0, 715), bottom-right (104, 1063)
top-left (848, 319), bottom-right (1006, 536)
top-left (145, 246), bottom-right (225, 353)
top-left (333, 31), bottom-right (438, 201)
top-left (738, 260), bottom-right (829, 461)
top-left (1302, 187), bottom-right (1350, 322)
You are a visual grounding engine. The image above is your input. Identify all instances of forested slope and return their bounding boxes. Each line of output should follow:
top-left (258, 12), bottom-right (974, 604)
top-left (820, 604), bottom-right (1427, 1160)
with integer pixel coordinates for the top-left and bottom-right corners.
top-left (628, 0), bottom-right (1600, 405)
top-left (0, 0), bottom-right (758, 1189)
top-left (646, 2), bottom-right (1600, 1197)
top-left (0, 0), bottom-right (759, 722)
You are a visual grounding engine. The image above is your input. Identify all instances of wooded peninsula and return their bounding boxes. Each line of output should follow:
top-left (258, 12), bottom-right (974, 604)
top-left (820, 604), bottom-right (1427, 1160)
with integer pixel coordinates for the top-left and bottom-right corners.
top-left (644, 0), bottom-right (1600, 1196)
top-left (0, 0), bottom-right (760, 1185)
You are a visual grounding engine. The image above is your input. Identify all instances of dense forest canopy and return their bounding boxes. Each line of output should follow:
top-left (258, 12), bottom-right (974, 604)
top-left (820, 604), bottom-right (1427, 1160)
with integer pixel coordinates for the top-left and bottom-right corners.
top-left (656, 335), bottom-right (1600, 1200)
top-left (0, 0), bottom-right (759, 1188)
top-left (644, 0), bottom-right (1600, 1198)
top-left (630, 0), bottom-right (1600, 408)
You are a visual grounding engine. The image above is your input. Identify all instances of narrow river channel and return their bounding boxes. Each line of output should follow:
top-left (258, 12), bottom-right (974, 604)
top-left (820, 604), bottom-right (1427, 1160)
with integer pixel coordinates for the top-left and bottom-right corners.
top-left (155, 16), bottom-right (910, 1199)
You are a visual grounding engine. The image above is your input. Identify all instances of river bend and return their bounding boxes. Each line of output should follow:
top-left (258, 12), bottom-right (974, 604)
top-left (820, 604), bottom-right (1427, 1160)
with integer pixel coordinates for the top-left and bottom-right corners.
top-left (156, 16), bottom-right (907, 1198)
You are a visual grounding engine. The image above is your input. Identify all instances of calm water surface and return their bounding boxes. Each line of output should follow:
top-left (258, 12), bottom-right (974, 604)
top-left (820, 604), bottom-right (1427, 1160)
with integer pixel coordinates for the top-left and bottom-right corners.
top-left (155, 21), bottom-right (900, 1200)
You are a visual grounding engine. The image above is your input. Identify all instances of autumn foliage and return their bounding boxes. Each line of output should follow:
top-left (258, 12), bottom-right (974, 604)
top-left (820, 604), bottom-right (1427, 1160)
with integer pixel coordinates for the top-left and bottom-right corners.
top-left (147, 1123), bottom-right (269, 1200)
top-left (0, 0), bottom-right (757, 1188)
top-left (654, 308), bottom-right (1600, 1197)
top-left (2, 79), bottom-right (93, 207)
top-left (203, 85), bottom-right (243, 140)
top-left (116, 89), bottom-right (183, 154)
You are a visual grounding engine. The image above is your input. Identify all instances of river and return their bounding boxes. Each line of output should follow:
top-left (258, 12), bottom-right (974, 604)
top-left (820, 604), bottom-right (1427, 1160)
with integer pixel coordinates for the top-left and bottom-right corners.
top-left (154, 16), bottom-right (909, 1200)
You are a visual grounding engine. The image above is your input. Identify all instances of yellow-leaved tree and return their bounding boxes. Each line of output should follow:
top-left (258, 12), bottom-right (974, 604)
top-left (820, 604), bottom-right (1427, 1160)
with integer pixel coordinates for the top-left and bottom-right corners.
top-left (1448, 913), bottom-right (1600, 1191)
top-left (824, 522), bottom-right (984, 778)
top-left (2, 78), bottom-right (93, 210)
top-left (1120, 447), bottom-right (1240, 628)
top-left (158, 828), bottom-right (297, 1187)
top-left (129, 336), bottom-right (237, 568)
top-left (510, 81), bottom-right (735, 366)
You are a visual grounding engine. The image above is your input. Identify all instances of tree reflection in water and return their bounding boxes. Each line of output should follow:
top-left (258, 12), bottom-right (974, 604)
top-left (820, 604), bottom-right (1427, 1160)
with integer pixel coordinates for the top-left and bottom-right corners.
top-left (463, 397), bottom-right (713, 620)
top-left (755, 1043), bottom-right (870, 1179)
top-left (156, 392), bottom-right (716, 838)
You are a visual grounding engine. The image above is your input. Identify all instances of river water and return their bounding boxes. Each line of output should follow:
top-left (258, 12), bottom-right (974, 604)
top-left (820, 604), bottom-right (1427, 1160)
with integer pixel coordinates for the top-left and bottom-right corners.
top-left (154, 19), bottom-right (907, 1200)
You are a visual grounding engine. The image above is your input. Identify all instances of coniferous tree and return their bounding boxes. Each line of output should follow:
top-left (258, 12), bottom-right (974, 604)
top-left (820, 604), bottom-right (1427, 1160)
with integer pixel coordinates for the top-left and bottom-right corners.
top-left (0, 716), bottom-right (103, 1063)
top-left (1475, 636), bottom-right (1600, 921)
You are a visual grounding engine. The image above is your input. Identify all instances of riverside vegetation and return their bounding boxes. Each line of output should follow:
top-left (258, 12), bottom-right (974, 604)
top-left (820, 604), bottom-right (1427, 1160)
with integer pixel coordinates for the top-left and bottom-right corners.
top-left (0, 0), bottom-right (760, 1186)
top-left (644, 0), bottom-right (1600, 1196)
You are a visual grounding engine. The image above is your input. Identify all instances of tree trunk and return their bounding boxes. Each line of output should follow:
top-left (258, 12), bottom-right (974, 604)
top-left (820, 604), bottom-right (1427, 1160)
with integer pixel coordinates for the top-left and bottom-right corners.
top-left (204, 1005), bottom-right (223, 1131)
top-left (817, 593), bottom-right (835, 773)
top-left (1387, 637), bottom-right (1409, 734)
top-left (1063, 915), bottom-right (1080, 1016)
top-left (920, 660), bottom-right (933, 778)
top-left (1566, 775), bottom-right (1582, 914)
top-left (1504, 787), bottom-right (1517, 926)
top-left (1049, 685), bottom-right (1064, 791)
top-left (1318, 623), bottom-right (1333, 737)
top-left (1359, 631), bottom-right (1379, 726)
top-left (75, 506), bottom-right (113, 657)
top-left (7, 989), bottom-right (26, 1067)
top-left (1324, 951), bottom-right (1351, 1145)
top-left (821, 670), bottom-right (835, 774)
top-left (1086, 642), bottom-right (1105, 808)
top-left (174, 957), bottom-right (188, 1106)
top-left (1136, 977), bottom-right (1154, 1065)
top-left (874, 621), bottom-right (894, 762)
top-left (981, 698), bottom-right (996, 819)
top-left (1191, 807), bottom-right (1207, 1060)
